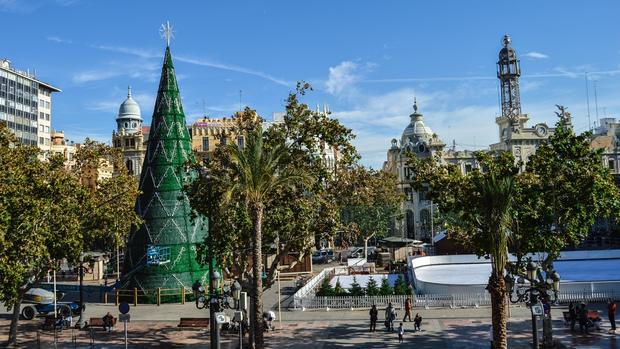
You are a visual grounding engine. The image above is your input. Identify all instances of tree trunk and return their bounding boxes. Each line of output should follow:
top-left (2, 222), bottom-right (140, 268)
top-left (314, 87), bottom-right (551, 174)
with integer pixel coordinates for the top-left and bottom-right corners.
top-left (489, 274), bottom-right (508, 349)
top-left (7, 297), bottom-right (22, 346)
top-left (251, 202), bottom-right (264, 349)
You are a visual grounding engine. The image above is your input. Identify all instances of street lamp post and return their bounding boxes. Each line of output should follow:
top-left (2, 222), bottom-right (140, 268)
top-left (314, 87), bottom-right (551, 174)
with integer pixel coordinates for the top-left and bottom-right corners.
top-left (505, 258), bottom-right (561, 348)
top-left (231, 281), bottom-right (242, 349)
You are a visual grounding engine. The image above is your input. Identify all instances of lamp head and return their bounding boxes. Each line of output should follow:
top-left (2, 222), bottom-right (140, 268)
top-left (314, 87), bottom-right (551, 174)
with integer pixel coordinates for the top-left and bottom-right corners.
top-left (526, 261), bottom-right (538, 281)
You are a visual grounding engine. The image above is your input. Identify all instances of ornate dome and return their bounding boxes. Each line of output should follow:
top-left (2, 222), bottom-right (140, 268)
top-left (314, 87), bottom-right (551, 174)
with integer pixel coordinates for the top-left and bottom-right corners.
top-left (117, 86), bottom-right (142, 121)
top-left (402, 99), bottom-right (433, 144)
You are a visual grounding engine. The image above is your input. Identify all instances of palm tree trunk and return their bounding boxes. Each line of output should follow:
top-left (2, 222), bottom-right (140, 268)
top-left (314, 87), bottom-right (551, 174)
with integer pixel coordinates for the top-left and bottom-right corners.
top-left (251, 202), bottom-right (265, 349)
top-left (489, 273), bottom-right (508, 349)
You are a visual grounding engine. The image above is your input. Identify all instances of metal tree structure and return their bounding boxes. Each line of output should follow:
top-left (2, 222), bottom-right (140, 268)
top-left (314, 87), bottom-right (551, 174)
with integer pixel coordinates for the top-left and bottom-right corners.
top-left (122, 38), bottom-right (209, 293)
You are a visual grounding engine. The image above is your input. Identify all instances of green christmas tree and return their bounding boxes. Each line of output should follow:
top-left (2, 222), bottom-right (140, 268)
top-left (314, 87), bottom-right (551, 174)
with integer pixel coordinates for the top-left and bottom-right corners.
top-left (366, 276), bottom-right (380, 296)
top-left (349, 276), bottom-right (364, 296)
top-left (123, 43), bottom-right (210, 292)
top-left (334, 278), bottom-right (348, 296)
top-left (379, 277), bottom-right (393, 296)
top-left (393, 275), bottom-right (409, 295)
top-left (316, 277), bottom-right (335, 297)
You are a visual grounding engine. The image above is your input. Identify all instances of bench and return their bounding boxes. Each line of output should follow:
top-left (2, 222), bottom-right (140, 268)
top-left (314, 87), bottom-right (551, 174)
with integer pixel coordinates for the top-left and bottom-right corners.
top-left (178, 317), bottom-right (210, 329)
top-left (89, 317), bottom-right (117, 330)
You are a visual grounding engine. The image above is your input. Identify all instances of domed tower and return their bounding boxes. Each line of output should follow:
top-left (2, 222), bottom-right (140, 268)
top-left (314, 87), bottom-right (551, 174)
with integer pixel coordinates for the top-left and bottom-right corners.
top-left (400, 98), bottom-right (443, 157)
top-left (112, 86), bottom-right (148, 177)
top-left (116, 86), bottom-right (143, 133)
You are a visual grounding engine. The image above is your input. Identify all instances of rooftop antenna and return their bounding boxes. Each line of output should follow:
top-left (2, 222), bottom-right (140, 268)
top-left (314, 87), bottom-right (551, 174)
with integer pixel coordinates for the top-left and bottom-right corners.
top-left (585, 72), bottom-right (591, 131)
top-left (594, 80), bottom-right (600, 129)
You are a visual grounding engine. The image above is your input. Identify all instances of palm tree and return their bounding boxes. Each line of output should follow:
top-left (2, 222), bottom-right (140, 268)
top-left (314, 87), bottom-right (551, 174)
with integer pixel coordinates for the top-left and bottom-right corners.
top-left (479, 173), bottom-right (515, 349)
top-left (225, 124), bottom-right (304, 349)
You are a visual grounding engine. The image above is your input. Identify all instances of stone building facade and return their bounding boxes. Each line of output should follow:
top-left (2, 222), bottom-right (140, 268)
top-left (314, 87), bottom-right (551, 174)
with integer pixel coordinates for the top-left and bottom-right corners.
top-left (383, 35), bottom-right (561, 240)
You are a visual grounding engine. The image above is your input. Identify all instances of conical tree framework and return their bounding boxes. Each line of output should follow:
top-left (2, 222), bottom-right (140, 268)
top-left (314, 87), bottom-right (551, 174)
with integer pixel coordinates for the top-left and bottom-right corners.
top-left (123, 46), bottom-right (209, 292)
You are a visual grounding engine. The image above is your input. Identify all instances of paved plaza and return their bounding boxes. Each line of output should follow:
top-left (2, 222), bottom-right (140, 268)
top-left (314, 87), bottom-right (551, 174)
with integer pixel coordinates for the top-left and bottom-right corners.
top-left (2, 302), bottom-right (618, 348)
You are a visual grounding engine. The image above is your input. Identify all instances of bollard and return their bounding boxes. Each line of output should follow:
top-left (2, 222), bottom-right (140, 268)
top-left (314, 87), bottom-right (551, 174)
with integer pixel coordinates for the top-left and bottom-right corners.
top-left (115, 290), bottom-right (119, 306)
top-left (133, 288), bottom-right (138, 306)
top-left (181, 287), bottom-right (185, 304)
top-left (157, 288), bottom-right (161, 306)
top-left (104, 292), bottom-right (108, 304)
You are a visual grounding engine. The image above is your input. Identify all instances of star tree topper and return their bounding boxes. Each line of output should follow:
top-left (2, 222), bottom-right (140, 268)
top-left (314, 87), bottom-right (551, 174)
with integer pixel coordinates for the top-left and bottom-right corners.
top-left (160, 21), bottom-right (174, 46)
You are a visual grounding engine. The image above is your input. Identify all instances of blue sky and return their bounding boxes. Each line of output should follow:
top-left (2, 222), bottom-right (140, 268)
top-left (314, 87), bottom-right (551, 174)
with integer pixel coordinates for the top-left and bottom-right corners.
top-left (2, 0), bottom-right (620, 168)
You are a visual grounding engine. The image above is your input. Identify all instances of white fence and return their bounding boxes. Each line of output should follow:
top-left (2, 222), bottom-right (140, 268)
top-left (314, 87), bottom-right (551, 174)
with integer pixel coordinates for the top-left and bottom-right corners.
top-left (293, 266), bottom-right (347, 309)
top-left (300, 295), bottom-right (408, 310)
top-left (294, 289), bottom-right (617, 311)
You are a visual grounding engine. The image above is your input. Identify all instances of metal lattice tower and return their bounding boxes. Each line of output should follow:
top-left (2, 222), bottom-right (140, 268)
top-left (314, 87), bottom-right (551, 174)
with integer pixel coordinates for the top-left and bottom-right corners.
top-left (122, 42), bottom-right (210, 293)
top-left (497, 34), bottom-right (522, 125)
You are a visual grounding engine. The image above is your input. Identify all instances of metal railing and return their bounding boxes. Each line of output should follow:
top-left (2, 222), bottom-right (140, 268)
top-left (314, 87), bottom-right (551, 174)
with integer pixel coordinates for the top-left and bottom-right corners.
top-left (292, 266), bottom-right (347, 309)
top-left (294, 289), bottom-right (617, 311)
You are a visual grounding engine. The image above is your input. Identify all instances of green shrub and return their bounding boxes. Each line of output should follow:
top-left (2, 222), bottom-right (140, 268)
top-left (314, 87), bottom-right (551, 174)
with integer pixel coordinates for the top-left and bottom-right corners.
top-left (316, 277), bottom-right (335, 297)
top-left (366, 276), bottom-right (380, 296)
top-left (393, 275), bottom-right (409, 295)
top-left (349, 276), bottom-right (365, 296)
top-left (379, 277), bottom-right (393, 296)
top-left (334, 278), bottom-right (348, 296)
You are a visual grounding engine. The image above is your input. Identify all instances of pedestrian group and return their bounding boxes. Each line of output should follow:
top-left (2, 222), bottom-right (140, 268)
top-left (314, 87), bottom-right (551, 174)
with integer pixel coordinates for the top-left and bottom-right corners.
top-left (369, 297), bottom-right (421, 343)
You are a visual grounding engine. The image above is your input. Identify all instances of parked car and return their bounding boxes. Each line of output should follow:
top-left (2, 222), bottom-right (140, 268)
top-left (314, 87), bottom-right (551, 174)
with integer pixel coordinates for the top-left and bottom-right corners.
top-left (349, 246), bottom-right (377, 259)
top-left (311, 249), bottom-right (334, 264)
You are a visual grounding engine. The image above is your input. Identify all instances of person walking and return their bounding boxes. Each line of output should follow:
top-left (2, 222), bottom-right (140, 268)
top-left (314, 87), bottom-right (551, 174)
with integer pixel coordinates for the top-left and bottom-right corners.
top-left (369, 304), bottom-right (378, 332)
top-left (397, 322), bottom-right (404, 343)
top-left (578, 303), bottom-right (588, 334)
top-left (403, 297), bottom-right (413, 322)
top-left (608, 299), bottom-right (617, 333)
top-left (568, 302), bottom-right (576, 331)
top-left (414, 313), bottom-right (422, 331)
top-left (385, 302), bottom-right (396, 331)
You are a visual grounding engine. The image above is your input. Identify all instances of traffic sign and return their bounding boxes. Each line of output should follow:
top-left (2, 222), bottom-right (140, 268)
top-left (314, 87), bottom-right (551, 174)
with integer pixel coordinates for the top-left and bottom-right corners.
top-left (215, 312), bottom-right (228, 324)
top-left (119, 302), bottom-right (130, 314)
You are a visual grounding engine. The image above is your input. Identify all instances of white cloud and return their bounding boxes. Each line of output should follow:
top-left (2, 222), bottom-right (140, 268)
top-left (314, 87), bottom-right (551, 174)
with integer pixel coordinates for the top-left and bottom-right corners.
top-left (523, 51), bottom-right (549, 59)
top-left (91, 44), bottom-right (291, 87)
top-left (73, 70), bottom-right (121, 83)
top-left (175, 55), bottom-right (291, 87)
top-left (46, 36), bottom-right (72, 44)
top-left (325, 61), bottom-right (360, 96)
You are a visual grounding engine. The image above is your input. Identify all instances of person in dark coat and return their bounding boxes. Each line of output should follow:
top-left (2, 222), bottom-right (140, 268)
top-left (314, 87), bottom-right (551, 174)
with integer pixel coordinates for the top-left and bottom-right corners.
top-left (414, 313), bottom-right (422, 331)
top-left (568, 302), bottom-right (576, 331)
top-left (608, 299), bottom-right (617, 332)
top-left (369, 304), bottom-right (378, 332)
top-left (578, 303), bottom-right (588, 333)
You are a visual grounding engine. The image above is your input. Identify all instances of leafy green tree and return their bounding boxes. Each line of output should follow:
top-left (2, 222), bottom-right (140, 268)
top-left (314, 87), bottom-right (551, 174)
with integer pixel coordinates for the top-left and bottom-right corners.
top-left (334, 278), bottom-right (348, 296)
top-left (365, 277), bottom-right (380, 296)
top-left (0, 125), bottom-right (140, 345)
top-left (379, 277), bottom-right (393, 296)
top-left (316, 277), bottom-right (335, 297)
top-left (338, 167), bottom-right (403, 244)
top-left (393, 275), bottom-right (409, 295)
top-left (406, 110), bottom-right (620, 349)
top-left (348, 276), bottom-right (364, 296)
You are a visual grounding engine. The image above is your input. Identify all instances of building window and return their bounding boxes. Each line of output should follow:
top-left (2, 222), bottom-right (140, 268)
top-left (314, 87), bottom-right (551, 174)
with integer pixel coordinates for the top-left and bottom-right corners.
top-left (130, 138), bottom-right (135, 147)
top-left (126, 159), bottom-right (133, 175)
top-left (608, 159), bottom-right (615, 171)
top-left (202, 137), bottom-right (209, 151)
top-left (465, 163), bottom-right (473, 173)
top-left (220, 136), bottom-right (227, 146)
top-left (237, 136), bottom-right (244, 149)
top-left (39, 137), bottom-right (44, 144)
top-left (125, 139), bottom-right (130, 147)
